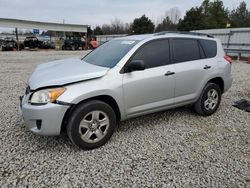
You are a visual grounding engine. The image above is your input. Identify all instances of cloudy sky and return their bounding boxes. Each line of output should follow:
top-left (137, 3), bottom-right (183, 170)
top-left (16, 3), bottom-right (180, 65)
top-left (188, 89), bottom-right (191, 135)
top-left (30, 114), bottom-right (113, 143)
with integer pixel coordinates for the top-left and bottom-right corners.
top-left (0, 0), bottom-right (248, 29)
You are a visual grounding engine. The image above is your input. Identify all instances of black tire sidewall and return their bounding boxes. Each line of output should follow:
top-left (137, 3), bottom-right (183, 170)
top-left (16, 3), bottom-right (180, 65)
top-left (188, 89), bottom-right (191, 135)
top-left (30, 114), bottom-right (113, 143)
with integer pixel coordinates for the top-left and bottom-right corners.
top-left (199, 83), bottom-right (222, 116)
top-left (67, 100), bottom-right (117, 150)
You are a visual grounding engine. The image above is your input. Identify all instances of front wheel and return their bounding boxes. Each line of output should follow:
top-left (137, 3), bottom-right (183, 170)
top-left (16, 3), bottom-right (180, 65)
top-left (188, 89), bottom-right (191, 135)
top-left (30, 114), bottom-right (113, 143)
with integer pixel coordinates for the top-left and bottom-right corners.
top-left (67, 100), bottom-right (117, 150)
top-left (194, 83), bottom-right (221, 116)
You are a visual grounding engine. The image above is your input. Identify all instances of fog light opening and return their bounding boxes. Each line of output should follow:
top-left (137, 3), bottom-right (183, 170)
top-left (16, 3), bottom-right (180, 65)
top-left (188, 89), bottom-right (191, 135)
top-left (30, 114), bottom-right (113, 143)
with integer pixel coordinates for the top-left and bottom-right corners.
top-left (36, 120), bottom-right (42, 130)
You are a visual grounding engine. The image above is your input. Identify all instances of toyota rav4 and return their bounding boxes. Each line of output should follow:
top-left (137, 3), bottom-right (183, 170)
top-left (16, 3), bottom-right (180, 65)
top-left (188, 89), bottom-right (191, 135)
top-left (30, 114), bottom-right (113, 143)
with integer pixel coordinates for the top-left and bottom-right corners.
top-left (20, 32), bottom-right (233, 150)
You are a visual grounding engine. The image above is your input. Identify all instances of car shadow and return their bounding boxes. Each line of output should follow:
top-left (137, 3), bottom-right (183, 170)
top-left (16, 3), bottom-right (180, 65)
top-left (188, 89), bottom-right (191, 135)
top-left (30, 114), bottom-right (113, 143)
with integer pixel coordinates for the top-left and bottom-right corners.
top-left (17, 106), bottom-right (197, 151)
top-left (117, 106), bottom-right (197, 132)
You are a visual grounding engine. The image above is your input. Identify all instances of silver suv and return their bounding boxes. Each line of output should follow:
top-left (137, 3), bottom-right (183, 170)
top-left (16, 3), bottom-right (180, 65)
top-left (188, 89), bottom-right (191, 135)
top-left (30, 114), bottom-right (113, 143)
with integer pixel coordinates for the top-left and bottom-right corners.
top-left (20, 32), bottom-right (233, 150)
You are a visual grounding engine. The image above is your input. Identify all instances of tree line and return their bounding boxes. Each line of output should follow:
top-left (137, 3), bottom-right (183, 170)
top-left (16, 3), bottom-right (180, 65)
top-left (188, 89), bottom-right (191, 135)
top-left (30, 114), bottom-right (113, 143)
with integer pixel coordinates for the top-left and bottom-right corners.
top-left (93, 0), bottom-right (250, 35)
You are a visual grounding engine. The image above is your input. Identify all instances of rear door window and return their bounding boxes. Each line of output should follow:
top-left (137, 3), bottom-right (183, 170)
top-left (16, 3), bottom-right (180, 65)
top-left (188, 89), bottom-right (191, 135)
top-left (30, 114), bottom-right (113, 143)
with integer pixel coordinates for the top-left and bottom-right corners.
top-left (172, 38), bottom-right (200, 63)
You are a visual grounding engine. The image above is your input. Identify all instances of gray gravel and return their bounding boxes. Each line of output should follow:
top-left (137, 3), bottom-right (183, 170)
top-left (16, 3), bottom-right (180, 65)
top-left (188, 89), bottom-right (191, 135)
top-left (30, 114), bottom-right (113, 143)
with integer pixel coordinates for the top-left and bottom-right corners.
top-left (0, 51), bottom-right (250, 187)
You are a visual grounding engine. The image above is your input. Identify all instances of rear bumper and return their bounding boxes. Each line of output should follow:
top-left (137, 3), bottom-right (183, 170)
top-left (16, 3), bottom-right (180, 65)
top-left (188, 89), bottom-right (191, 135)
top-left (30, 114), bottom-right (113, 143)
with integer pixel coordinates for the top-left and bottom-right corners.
top-left (19, 96), bottom-right (69, 136)
top-left (223, 75), bottom-right (233, 93)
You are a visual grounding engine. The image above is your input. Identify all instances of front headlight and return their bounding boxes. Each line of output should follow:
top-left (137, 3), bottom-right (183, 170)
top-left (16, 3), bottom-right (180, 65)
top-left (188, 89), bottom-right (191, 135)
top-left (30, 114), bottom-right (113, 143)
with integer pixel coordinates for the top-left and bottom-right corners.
top-left (30, 87), bottom-right (66, 104)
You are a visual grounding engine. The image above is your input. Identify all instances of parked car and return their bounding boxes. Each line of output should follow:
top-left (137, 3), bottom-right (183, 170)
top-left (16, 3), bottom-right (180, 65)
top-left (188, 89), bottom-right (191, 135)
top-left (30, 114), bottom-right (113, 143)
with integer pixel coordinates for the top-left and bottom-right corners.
top-left (20, 32), bottom-right (233, 150)
top-left (62, 37), bottom-right (83, 50)
top-left (40, 39), bottom-right (55, 49)
top-left (23, 36), bottom-right (43, 49)
top-left (0, 39), bottom-right (4, 51)
top-left (1, 37), bottom-right (18, 51)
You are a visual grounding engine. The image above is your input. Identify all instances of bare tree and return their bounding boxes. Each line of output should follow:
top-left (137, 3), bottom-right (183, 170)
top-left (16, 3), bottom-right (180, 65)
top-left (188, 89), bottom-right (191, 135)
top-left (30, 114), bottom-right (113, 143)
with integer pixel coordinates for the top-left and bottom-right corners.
top-left (124, 22), bottom-right (133, 34)
top-left (99, 19), bottom-right (132, 35)
top-left (111, 18), bottom-right (124, 34)
top-left (165, 7), bottom-right (181, 24)
top-left (101, 24), bottom-right (112, 35)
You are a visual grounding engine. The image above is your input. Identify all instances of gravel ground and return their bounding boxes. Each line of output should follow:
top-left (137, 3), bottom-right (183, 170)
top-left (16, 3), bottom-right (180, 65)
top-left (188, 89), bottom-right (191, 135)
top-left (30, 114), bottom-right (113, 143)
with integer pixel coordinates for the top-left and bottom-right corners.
top-left (0, 51), bottom-right (249, 187)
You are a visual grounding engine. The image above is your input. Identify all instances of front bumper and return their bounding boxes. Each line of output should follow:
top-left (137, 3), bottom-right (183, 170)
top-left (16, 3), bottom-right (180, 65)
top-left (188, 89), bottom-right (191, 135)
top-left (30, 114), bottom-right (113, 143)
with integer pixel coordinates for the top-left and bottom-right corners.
top-left (19, 95), bottom-right (69, 136)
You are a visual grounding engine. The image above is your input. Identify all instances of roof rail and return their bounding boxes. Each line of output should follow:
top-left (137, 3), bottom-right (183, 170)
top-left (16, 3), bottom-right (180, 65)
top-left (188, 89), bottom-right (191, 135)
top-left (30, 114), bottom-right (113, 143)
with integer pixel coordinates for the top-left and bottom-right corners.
top-left (154, 31), bottom-right (214, 38)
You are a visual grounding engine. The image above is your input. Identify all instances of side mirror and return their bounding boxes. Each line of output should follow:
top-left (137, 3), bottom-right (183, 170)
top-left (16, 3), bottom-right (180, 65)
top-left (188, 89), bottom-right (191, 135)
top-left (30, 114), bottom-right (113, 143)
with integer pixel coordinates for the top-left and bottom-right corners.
top-left (127, 60), bottom-right (145, 72)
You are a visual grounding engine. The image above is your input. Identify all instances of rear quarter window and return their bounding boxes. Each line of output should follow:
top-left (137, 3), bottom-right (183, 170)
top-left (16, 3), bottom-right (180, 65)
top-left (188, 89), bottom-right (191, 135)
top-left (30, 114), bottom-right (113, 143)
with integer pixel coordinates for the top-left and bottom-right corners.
top-left (199, 39), bottom-right (217, 58)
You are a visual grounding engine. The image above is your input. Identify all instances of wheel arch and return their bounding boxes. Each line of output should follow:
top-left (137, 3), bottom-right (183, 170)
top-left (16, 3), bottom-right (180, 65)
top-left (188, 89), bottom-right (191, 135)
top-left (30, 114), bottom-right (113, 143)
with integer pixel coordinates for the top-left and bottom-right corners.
top-left (207, 77), bottom-right (224, 93)
top-left (61, 95), bottom-right (121, 134)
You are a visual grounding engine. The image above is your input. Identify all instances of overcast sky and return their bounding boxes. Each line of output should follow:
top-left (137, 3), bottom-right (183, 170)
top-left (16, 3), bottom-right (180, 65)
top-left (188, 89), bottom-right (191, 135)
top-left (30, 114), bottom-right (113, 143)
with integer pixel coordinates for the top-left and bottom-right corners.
top-left (0, 0), bottom-right (248, 30)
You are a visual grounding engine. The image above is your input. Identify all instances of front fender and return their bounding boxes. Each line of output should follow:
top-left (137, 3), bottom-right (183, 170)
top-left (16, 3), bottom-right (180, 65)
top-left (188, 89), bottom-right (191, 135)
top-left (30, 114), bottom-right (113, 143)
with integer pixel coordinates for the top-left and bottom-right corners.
top-left (57, 76), bottom-right (126, 120)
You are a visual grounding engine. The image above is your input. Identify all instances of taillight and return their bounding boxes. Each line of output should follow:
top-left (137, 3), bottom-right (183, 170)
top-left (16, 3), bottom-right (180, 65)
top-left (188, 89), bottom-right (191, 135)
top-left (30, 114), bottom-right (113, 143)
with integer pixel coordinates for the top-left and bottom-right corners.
top-left (224, 55), bottom-right (232, 64)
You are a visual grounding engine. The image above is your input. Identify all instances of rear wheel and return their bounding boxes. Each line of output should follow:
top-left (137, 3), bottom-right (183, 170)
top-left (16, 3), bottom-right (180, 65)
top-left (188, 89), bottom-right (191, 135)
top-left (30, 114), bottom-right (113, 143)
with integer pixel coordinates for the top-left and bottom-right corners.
top-left (67, 100), bottom-right (117, 150)
top-left (194, 83), bottom-right (221, 116)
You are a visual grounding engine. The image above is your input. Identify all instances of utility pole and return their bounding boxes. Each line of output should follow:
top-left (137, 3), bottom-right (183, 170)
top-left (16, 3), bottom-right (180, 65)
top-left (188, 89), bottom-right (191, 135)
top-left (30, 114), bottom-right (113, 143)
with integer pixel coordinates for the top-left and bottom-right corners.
top-left (85, 32), bottom-right (88, 50)
top-left (63, 19), bottom-right (65, 38)
top-left (15, 27), bottom-right (20, 51)
top-left (84, 25), bottom-right (89, 50)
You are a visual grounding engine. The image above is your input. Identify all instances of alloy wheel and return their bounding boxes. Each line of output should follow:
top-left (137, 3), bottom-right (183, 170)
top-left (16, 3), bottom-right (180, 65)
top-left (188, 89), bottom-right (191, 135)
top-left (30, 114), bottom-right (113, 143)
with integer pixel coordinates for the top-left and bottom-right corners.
top-left (79, 111), bottom-right (110, 143)
top-left (204, 89), bottom-right (219, 111)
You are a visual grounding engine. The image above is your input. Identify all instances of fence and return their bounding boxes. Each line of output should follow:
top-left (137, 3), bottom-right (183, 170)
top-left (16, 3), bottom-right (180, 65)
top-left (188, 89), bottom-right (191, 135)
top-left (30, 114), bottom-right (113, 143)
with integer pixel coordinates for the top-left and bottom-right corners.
top-left (97, 28), bottom-right (250, 56)
top-left (194, 28), bottom-right (250, 56)
top-left (2, 27), bottom-right (249, 57)
top-left (95, 34), bottom-right (127, 45)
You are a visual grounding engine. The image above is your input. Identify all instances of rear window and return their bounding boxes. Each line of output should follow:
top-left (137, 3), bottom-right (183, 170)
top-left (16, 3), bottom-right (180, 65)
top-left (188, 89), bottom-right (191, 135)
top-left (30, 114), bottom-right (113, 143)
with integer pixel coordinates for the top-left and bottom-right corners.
top-left (199, 39), bottom-right (217, 58)
top-left (172, 39), bottom-right (200, 63)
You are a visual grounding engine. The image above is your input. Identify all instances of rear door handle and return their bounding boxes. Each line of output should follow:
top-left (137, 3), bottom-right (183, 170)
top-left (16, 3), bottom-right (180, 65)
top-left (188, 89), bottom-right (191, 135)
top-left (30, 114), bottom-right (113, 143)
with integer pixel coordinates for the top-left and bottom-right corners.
top-left (165, 71), bottom-right (175, 76)
top-left (204, 65), bottom-right (211, 70)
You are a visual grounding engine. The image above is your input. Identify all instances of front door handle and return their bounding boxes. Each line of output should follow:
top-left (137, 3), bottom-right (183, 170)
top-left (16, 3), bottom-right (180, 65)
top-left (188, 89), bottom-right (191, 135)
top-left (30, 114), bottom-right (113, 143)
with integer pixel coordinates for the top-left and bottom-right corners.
top-left (165, 71), bottom-right (175, 76)
top-left (204, 65), bottom-right (211, 70)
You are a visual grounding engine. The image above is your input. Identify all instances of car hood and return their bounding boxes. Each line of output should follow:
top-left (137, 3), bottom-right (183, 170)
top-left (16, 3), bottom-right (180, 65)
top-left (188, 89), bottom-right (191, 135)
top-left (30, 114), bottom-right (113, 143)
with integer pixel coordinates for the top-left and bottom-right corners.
top-left (28, 58), bottom-right (109, 90)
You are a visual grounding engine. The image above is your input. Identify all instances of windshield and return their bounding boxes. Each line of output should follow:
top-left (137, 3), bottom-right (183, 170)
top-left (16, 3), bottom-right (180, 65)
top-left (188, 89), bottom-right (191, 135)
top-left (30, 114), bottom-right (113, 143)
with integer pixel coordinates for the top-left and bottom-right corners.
top-left (83, 39), bottom-right (139, 68)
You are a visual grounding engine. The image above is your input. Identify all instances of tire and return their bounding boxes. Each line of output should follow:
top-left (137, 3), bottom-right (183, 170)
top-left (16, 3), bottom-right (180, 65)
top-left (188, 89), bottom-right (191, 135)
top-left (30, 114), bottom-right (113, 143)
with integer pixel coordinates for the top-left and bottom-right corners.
top-left (194, 83), bottom-right (221, 116)
top-left (67, 100), bottom-right (117, 150)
